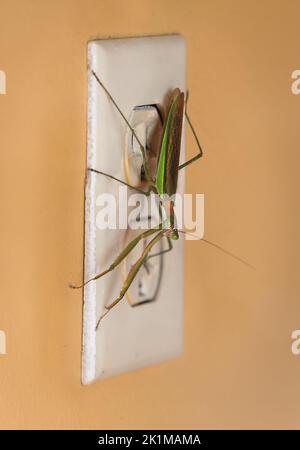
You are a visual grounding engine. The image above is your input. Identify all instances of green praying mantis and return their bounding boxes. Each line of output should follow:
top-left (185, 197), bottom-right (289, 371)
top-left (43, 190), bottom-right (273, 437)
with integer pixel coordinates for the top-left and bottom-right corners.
top-left (70, 70), bottom-right (252, 329)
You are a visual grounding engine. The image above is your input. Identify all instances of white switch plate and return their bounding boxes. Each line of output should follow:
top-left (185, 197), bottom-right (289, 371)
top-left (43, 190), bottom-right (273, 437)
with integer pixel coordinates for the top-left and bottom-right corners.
top-left (83, 35), bottom-right (186, 384)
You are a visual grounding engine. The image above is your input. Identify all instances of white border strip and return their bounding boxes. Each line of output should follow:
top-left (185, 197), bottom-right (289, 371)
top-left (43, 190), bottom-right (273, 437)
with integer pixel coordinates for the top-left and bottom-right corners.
top-left (81, 43), bottom-right (97, 384)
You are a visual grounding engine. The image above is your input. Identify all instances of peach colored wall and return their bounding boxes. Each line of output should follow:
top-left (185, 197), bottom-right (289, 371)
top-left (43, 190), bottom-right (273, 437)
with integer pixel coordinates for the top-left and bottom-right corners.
top-left (0, 0), bottom-right (300, 429)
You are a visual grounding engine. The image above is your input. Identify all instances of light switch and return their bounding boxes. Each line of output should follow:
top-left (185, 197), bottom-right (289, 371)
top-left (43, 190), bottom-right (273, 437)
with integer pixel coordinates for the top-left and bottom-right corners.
top-left (82, 35), bottom-right (186, 383)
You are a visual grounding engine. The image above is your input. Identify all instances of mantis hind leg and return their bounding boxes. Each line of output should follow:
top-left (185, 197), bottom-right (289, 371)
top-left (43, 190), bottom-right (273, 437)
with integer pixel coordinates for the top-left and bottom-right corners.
top-left (96, 230), bottom-right (164, 329)
top-left (70, 227), bottom-right (160, 289)
top-left (125, 235), bottom-right (172, 308)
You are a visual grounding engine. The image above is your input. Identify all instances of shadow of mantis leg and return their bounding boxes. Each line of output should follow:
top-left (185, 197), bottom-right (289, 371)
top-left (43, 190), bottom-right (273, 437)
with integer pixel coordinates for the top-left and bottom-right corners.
top-left (179, 92), bottom-right (204, 170)
top-left (91, 70), bottom-right (153, 183)
top-left (88, 168), bottom-right (154, 196)
top-left (147, 236), bottom-right (173, 259)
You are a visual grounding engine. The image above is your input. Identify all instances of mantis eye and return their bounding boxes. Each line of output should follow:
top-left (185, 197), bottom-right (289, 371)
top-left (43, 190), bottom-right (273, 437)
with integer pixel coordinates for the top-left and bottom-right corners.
top-left (171, 229), bottom-right (179, 240)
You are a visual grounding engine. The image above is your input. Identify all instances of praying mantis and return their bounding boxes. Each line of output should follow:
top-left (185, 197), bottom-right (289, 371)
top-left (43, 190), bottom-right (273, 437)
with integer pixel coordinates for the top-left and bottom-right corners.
top-left (71, 70), bottom-right (251, 329)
